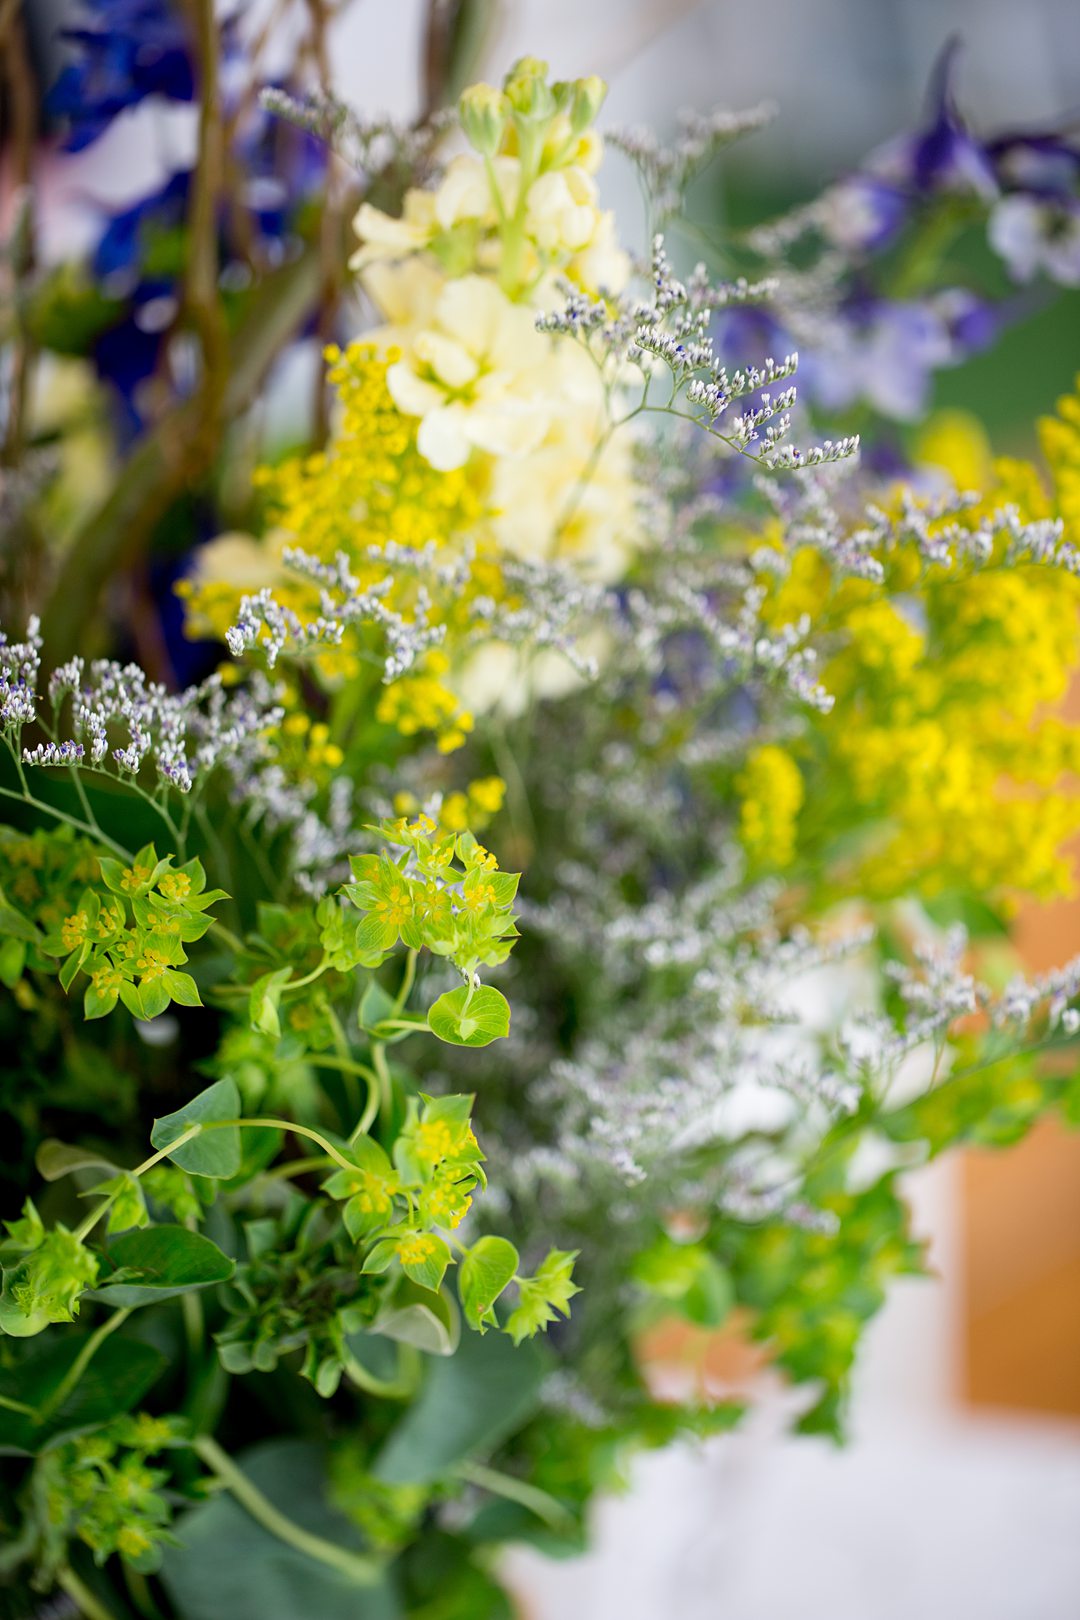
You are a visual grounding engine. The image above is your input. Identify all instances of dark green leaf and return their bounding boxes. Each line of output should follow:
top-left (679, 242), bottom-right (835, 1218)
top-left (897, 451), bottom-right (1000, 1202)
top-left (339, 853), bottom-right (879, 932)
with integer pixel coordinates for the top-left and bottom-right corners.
top-left (374, 1328), bottom-right (544, 1485)
top-left (160, 1441), bottom-right (400, 1620)
top-left (0, 1332), bottom-right (167, 1455)
top-left (91, 1225), bottom-right (234, 1306)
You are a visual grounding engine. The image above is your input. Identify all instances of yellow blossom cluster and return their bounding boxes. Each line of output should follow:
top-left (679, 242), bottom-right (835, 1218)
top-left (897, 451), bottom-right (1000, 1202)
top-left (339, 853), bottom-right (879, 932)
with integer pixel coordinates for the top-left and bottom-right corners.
top-left (181, 343), bottom-right (488, 750)
top-left (183, 62), bottom-right (643, 748)
top-left (746, 385), bottom-right (1080, 904)
top-left (737, 745), bottom-right (805, 870)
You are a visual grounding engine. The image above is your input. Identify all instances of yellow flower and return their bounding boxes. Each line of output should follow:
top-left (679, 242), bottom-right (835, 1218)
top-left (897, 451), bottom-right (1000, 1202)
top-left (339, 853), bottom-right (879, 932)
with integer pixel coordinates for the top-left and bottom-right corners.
top-left (396, 1232), bottom-right (438, 1266)
top-left (737, 746), bottom-right (804, 870)
top-left (158, 872), bottom-right (191, 902)
top-left (60, 912), bottom-right (89, 951)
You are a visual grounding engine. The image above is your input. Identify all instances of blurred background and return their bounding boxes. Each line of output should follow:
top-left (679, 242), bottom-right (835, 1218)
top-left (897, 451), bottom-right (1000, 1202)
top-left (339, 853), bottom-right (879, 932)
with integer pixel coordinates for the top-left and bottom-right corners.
top-left (6, 3), bottom-right (1080, 1615)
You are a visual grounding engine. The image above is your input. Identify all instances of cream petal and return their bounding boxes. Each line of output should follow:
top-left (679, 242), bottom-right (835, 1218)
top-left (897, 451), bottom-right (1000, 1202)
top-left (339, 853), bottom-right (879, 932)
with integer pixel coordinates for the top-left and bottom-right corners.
top-left (416, 405), bottom-right (471, 471)
top-left (386, 362), bottom-right (446, 418)
top-left (413, 332), bottom-right (479, 390)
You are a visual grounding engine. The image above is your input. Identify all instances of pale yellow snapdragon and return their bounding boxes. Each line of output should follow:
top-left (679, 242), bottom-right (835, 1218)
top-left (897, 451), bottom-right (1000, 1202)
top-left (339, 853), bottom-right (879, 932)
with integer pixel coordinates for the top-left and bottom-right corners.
top-left (351, 59), bottom-right (641, 592)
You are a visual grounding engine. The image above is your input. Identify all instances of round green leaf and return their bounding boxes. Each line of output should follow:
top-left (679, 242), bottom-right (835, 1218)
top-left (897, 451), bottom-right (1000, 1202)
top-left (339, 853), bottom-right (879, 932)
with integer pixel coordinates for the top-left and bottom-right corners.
top-left (150, 1078), bottom-right (241, 1177)
top-left (427, 986), bottom-right (510, 1048)
top-left (459, 1236), bottom-right (519, 1331)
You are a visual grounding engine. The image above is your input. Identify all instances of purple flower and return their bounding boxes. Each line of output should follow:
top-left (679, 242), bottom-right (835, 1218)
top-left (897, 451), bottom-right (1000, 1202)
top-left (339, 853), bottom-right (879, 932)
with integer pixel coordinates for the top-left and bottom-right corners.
top-left (876, 38), bottom-right (998, 199)
top-left (989, 194), bottom-right (1080, 287)
top-left (819, 173), bottom-right (909, 254)
top-left (810, 299), bottom-right (954, 421)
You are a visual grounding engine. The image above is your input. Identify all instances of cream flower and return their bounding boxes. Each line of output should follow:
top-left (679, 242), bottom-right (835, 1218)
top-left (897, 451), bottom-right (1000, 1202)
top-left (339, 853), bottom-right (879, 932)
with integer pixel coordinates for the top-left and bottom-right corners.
top-left (525, 167), bottom-right (602, 255)
top-left (381, 275), bottom-right (553, 471)
top-left (489, 408), bottom-right (641, 581)
top-left (189, 530), bottom-right (291, 592)
top-left (349, 191), bottom-right (436, 269)
top-left (433, 154), bottom-right (521, 231)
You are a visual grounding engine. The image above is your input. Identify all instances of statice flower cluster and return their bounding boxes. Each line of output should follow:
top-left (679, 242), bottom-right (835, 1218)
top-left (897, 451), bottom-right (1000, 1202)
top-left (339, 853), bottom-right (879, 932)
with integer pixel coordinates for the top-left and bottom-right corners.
top-left (0, 617), bottom-right (42, 730)
top-left (4, 638), bottom-right (284, 798)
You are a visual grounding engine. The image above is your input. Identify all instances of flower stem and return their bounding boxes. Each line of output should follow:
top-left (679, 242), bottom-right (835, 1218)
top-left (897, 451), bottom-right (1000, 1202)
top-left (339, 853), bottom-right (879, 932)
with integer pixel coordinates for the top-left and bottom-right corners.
top-left (456, 1459), bottom-right (575, 1531)
top-left (39, 1308), bottom-right (132, 1421)
top-left (192, 1435), bottom-right (381, 1585)
top-left (58, 1566), bottom-right (121, 1620)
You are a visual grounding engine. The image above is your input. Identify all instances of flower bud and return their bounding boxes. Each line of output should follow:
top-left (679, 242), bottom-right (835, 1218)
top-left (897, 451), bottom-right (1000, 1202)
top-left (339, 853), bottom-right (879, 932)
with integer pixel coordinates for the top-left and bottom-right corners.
top-left (459, 83), bottom-right (509, 158)
top-left (566, 75), bottom-right (607, 136)
top-left (504, 56), bottom-right (555, 123)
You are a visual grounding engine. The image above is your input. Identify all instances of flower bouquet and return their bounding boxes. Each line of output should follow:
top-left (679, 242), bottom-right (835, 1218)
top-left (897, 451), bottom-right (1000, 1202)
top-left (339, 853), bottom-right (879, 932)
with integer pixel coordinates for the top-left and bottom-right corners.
top-left (2, 8), bottom-right (1080, 1618)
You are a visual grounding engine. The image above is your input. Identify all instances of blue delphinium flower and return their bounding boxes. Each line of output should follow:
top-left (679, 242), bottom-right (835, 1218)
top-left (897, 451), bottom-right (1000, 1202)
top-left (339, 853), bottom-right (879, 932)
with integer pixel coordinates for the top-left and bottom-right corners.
top-left (47, 0), bottom-right (197, 151)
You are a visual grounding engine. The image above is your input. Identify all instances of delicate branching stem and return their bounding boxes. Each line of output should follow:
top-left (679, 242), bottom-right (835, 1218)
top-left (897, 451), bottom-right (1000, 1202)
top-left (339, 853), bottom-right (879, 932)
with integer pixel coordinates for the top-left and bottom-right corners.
top-left (192, 1435), bottom-right (381, 1584)
top-left (0, 772), bottom-right (133, 861)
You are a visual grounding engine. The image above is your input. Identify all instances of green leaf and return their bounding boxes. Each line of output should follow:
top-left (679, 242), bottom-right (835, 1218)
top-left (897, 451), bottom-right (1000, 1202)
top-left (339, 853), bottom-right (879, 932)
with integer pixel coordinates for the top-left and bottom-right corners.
top-left (459, 1236), bottom-right (519, 1332)
top-left (398, 1235), bottom-right (451, 1294)
top-left (0, 885), bottom-right (43, 945)
top-left (358, 978), bottom-right (397, 1033)
top-left (164, 968), bottom-right (203, 1007)
top-left (427, 986), bottom-right (510, 1048)
top-left (150, 1078), bottom-right (241, 1178)
top-left (92, 1226), bottom-right (234, 1306)
top-left (58, 948), bottom-right (85, 994)
top-left (0, 936), bottom-right (26, 986)
top-left (83, 979), bottom-right (119, 1019)
top-left (372, 1282), bottom-right (459, 1357)
top-left (374, 1327), bottom-right (545, 1486)
top-left (249, 966), bottom-right (293, 1037)
top-left (0, 1332), bottom-right (167, 1456)
top-left (160, 1441), bottom-right (400, 1620)
top-left (506, 1250), bottom-right (580, 1345)
top-left (36, 1140), bottom-right (120, 1182)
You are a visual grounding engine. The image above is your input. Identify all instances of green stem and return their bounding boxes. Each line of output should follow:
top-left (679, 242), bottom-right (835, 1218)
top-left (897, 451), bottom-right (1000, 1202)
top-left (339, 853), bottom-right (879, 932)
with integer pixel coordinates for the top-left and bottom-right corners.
top-left (57, 1567), bottom-right (121, 1620)
top-left (281, 955), bottom-right (330, 992)
top-left (40, 1308), bottom-right (131, 1420)
top-left (308, 1054), bottom-right (380, 1140)
top-left (73, 1124), bottom-right (204, 1241)
top-left (391, 948), bottom-right (417, 1017)
top-left (211, 1117), bottom-right (358, 1174)
top-left (342, 1343), bottom-right (420, 1400)
top-left (0, 1391), bottom-right (37, 1417)
top-left (456, 1460), bottom-right (574, 1531)
top-left (0, 782), bottom-right (131, 860)
top-left (209, 917), bottom-right (246, 956)
top-left (371, 1043), bottom-right (393, 1123)
top-left (192, 1435), bottom-right (380, 1585)
top-left (258, 1153), bottom-right (329, 1183)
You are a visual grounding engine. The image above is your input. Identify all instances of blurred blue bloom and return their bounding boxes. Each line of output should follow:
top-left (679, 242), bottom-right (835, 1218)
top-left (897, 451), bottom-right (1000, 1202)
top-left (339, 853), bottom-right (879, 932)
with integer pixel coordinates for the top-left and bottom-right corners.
top-left (48, 0), bottom-right (196, 151)
top-left (819, 173), bottom-right (909, 254)
top-left (874, 38), bottom-right (998, 199)
top-left (811, 298), bottom-right (953, 421)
